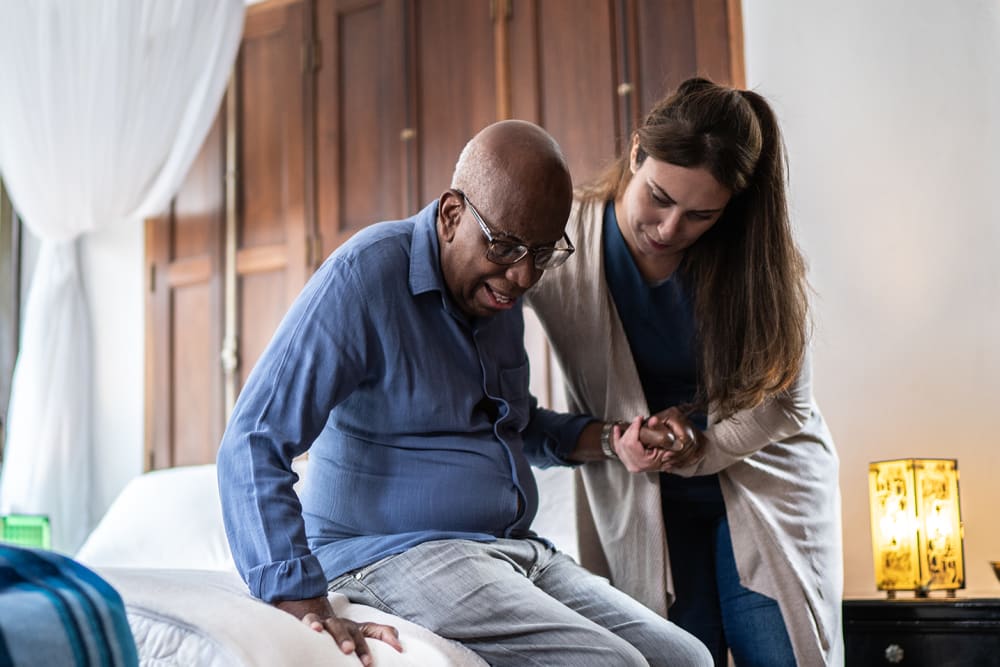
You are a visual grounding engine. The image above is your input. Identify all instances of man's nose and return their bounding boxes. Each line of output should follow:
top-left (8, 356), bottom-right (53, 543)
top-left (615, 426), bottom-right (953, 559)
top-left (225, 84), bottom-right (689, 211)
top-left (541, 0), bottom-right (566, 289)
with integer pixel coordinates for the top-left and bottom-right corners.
top-left (505, 256), bottom-right (541, 289)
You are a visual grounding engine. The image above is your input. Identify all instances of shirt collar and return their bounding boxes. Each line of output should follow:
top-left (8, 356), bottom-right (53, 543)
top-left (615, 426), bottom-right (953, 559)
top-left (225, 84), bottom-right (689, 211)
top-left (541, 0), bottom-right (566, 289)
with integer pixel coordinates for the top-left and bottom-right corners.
top-left (409, 200), bottom-right (446, 297)
top-left (409, 198), bottom-right (500, 329)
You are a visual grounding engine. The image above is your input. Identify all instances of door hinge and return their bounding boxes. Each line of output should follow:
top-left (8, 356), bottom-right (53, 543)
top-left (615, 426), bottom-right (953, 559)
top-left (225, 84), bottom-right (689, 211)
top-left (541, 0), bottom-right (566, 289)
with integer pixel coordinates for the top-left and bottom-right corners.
top-left (148, 264), bottom-right (156, 292)
top-left (305, 236), bottom-right (324, 267)
top-left (490, 0), bottom-right (512, 21)
top-left (302, 40), bottom-right (322, 73)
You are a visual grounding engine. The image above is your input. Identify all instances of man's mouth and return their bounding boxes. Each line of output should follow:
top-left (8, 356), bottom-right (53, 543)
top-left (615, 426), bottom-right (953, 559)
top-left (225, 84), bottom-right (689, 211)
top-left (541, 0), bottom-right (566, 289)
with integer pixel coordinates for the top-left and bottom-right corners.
top-left (485, 284), bottom-right (516, 307)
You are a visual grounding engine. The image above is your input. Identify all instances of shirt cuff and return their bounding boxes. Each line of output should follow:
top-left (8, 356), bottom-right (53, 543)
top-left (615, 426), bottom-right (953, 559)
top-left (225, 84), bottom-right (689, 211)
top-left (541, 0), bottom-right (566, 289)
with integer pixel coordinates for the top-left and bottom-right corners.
top-left (247, 553), bottom-right (328, 603)
top-left (525, 408), bottom-right (593, 468)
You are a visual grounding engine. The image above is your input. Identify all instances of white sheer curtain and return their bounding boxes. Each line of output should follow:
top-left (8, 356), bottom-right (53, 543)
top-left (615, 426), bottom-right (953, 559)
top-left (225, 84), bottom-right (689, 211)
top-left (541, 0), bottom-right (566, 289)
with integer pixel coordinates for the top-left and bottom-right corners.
top-left (0, 0), bottom-right (244, 552)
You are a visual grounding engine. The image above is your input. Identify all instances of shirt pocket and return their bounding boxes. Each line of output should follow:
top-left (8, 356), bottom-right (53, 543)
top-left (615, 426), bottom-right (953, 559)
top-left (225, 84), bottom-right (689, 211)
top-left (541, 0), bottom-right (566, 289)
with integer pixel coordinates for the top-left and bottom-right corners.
top-left (497, 360), bottom-right (531, 433)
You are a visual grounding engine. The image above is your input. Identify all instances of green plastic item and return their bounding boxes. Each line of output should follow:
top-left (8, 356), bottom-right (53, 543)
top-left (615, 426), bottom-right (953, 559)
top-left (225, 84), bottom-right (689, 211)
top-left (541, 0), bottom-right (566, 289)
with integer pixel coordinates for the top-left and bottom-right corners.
top-left (1, 514), bottom-right (51, 549)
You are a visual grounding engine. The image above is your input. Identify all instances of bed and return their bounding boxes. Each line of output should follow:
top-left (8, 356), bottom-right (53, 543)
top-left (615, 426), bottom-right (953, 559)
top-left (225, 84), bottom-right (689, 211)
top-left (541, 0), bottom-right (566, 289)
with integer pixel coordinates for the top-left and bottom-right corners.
top-left (75, 464), bottom-right (488, 667)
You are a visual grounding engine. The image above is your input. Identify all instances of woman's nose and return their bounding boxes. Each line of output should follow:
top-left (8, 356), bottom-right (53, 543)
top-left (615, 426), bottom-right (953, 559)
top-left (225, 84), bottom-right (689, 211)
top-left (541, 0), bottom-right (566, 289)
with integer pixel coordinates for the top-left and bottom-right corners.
top-left (656, 208), bottom-right (683, 238)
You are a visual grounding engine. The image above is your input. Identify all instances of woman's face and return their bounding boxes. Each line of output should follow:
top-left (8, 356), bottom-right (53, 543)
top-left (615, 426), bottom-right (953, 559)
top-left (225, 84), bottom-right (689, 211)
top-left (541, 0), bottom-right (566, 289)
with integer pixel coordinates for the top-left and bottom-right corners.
top-left (616, 139), bottom-right (732, 279)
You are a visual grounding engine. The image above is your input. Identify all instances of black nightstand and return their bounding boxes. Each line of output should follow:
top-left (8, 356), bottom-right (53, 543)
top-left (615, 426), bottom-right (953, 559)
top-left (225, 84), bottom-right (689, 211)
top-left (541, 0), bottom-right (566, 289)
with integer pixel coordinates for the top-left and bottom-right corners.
top-left (843, 598), bottom-right (1000, 666)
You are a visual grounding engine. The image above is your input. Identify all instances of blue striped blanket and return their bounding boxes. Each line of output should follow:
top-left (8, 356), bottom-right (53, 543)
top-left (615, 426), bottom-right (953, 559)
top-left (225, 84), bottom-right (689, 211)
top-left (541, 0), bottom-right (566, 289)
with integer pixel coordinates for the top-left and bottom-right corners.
top-left (0, 545), bottom-right (138, 667)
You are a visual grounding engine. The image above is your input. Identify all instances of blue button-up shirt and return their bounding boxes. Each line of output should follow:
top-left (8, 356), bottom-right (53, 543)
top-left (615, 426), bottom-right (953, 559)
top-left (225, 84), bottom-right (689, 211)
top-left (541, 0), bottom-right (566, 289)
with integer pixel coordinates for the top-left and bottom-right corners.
top-left (217, 201), bottom-right (589, 603)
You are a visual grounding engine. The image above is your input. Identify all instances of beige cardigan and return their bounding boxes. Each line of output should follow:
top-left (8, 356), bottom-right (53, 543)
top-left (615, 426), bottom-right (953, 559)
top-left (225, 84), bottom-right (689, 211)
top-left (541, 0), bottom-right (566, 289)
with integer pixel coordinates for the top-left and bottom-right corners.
top-left (527, 199), bottom-right (844, 666)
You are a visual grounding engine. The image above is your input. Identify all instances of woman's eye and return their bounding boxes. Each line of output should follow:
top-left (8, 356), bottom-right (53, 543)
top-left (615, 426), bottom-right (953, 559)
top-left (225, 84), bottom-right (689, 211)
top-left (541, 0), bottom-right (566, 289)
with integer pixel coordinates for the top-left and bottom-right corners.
top-left (650, 192), bottom-right (670, 206)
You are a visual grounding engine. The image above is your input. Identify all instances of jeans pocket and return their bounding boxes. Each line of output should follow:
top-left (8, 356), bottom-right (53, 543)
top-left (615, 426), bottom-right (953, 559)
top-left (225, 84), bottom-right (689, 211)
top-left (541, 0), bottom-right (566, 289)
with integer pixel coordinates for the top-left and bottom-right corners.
top-left (328, 552), bottom-right (403, 594)
top-left (327, 562), bottom-right (402, 615)
top-left (327, 572), bottom-right (355, 593)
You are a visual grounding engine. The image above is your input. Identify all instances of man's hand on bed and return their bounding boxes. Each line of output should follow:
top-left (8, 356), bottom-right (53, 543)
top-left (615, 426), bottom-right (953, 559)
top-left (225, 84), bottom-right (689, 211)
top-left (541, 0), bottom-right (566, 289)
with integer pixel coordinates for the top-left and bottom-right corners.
top-left (275, 596), bottom-right (403, 665)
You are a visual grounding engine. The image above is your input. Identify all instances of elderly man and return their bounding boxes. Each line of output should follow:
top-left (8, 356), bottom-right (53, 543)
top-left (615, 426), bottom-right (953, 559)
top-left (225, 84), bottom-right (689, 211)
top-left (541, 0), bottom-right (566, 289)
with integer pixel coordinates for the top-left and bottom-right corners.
top-left (217, 120), bottom-right (711, 667)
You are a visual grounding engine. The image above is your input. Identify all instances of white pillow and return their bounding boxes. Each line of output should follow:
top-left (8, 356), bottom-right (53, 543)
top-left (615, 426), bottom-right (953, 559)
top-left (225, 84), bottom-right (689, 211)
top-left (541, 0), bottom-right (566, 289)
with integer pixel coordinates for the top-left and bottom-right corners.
top-left (76, 464), bottom-right (236, 571)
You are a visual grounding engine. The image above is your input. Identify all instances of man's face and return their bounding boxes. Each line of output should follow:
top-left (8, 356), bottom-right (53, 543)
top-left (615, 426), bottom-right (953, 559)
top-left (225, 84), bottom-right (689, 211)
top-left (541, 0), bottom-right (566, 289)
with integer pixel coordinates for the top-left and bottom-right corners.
top-left (438, 189), bottom-right (569, 319)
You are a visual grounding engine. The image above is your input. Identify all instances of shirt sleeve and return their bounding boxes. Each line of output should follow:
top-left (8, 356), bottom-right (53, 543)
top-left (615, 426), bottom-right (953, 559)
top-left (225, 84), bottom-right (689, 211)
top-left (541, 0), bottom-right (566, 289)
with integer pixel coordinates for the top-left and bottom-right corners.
top-left (216, 257), bottom-right (374, 602)
top-left (521, 396), bottom-right (592, 468)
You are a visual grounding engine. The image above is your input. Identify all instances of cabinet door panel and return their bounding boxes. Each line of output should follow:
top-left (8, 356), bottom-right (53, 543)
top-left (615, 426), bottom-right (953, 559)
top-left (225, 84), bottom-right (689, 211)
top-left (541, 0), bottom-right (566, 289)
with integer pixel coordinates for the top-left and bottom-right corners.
top-left (236, 1), bottom-right (311, 383)
top-left (146, 114), bottom-right (225, 470)
top-left (415, 0), bottom-right (497, 203)
top-left (635, 0), bottom-right (740, 115)
top-left (529, 0), bottom-right (620, 187)
top-left (238, 271), bottom-right (291, 388)
top-left (171, 284), bottom-right (218, 466)
top-left (317, 0), bottom-right (408, 257)
top-left (633, 0), bottom-right (697, 114)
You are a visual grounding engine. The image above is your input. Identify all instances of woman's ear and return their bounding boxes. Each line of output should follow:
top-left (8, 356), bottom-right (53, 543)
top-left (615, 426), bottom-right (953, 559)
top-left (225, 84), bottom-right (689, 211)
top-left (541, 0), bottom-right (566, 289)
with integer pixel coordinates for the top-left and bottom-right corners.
top-left (437, 190), bottom-right (463, 242)
top-left (629, 136), bottom-right (641, 174)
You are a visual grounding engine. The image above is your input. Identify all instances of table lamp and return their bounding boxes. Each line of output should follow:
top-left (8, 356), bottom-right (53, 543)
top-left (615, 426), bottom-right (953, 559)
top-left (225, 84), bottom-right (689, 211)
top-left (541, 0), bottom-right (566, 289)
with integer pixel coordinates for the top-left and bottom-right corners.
top-left (868, 458), bottom-right (964, 598)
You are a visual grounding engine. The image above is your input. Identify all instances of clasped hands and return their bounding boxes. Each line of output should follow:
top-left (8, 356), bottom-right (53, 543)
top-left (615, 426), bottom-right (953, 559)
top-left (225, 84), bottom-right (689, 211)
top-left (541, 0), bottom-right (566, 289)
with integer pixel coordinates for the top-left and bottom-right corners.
top-left (612, 406), bottom-right (705, 473)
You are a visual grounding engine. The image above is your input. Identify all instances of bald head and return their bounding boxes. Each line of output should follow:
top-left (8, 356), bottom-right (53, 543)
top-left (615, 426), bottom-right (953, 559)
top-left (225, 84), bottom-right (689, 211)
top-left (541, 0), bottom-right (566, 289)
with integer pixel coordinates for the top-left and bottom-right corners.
top-left (436, 121), bottom-right (574, 319)
top-left (451, 120), bottom-right (572, 232)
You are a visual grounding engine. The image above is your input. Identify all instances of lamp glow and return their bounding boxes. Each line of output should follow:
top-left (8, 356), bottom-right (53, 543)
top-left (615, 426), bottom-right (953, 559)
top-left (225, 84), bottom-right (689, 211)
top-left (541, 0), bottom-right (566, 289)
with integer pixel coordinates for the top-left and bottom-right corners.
top-left (868, 459), bottom-right (964, 597)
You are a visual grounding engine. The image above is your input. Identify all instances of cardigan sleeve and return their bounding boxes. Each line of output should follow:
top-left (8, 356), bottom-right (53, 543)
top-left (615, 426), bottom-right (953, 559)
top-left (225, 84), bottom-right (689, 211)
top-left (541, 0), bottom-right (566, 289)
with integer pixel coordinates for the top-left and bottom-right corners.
top-left (675, 350), bottom-right (816, 477)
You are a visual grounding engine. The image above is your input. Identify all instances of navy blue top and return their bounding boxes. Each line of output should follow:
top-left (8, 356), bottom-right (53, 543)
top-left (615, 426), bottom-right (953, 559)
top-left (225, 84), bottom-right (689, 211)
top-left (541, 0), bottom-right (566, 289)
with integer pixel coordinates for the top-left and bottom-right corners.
top-left (602, 201), bottom-right (723, 506)
top-left (217, 201), bottom-right (590, 602)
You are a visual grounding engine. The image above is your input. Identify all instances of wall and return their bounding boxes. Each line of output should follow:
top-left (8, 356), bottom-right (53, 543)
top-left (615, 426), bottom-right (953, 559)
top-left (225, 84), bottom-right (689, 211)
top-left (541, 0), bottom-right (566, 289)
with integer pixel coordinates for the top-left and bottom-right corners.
top-left (742, 0), bottom-right (1000, 597)
top-left (79, 221), bottom-right (146, 515)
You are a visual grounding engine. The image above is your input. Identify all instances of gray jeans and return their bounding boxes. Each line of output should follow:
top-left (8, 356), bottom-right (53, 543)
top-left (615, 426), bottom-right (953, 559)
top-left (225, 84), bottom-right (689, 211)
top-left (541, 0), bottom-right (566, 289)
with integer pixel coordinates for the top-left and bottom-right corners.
top-left (328, 538), bottom-right (712, 667)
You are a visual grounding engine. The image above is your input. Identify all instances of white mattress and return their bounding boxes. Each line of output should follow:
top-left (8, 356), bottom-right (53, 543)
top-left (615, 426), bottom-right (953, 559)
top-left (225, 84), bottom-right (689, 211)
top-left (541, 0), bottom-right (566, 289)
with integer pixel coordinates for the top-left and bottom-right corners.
top-left (78, 465), bottom-right (487, 666)
top-left (98, 568), bottom-right (486, 667)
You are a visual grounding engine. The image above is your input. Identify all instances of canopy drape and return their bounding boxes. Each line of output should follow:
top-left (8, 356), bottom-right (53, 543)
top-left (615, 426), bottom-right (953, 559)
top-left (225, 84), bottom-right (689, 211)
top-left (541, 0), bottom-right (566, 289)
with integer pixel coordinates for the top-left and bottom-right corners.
top-left (0, 0), bottom-right (245, 551)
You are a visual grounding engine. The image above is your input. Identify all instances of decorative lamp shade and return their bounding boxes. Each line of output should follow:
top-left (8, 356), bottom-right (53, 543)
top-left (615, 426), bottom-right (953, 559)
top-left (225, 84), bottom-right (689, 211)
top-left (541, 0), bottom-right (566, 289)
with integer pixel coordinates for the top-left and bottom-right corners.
top-left (868, 459), bottom-right (964, 596)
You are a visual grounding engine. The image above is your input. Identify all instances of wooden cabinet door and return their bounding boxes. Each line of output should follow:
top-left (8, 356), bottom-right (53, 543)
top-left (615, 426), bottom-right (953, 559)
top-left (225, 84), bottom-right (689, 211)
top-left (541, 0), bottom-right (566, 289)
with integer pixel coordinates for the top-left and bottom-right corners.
top-left (316, 0), bottom-right (499, 250)
top-left (236, 0), bottom-right (314, 388)
top-left (146, 0), bottom-right (314, 469)
top-left (146, 114), bottom-right (226, 470)
top-left (316, 0), bottom-right (410, 259)
top-left (413, 0), bottom-right (498, 204)
top-left (509, 0), bottom-right (620, 187)
top-left (632, 0), bottom-right (744, 116)
top-left (509, 0), bottom-right (744, 187)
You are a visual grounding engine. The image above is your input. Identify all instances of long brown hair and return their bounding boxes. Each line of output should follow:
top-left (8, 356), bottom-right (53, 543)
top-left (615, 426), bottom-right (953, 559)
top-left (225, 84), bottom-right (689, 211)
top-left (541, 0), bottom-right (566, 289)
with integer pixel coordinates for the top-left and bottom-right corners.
top-left (580, 77), bottom-right (809, 418)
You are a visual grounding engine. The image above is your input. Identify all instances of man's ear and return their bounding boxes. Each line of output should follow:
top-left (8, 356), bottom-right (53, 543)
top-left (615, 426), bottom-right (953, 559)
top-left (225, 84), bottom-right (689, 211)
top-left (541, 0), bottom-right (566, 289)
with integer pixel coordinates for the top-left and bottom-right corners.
top-left (438, 190), bottom-right (463, 242)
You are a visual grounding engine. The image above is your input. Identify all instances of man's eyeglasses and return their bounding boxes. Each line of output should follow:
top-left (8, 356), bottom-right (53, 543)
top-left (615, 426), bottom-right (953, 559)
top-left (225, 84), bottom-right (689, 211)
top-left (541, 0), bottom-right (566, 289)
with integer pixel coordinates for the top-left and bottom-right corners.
top-left (456, 190), bottom-right (575, 270)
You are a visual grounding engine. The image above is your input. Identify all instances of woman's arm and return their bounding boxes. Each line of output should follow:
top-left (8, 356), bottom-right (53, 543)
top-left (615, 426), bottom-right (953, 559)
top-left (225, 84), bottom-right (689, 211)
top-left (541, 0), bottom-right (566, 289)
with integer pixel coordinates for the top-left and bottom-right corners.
top-left (673, 352), bottom-right (815, 476)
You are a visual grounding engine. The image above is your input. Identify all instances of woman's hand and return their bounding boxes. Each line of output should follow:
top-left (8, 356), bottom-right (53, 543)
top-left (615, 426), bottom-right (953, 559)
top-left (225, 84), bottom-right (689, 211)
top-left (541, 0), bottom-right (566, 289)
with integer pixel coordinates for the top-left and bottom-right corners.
top-left (639, 407), bottom-right (705, 470)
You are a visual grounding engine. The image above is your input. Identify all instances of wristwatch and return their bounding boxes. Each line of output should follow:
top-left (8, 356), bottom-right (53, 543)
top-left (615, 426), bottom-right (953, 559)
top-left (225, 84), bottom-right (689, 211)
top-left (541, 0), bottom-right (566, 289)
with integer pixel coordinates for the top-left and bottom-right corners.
top-left (600, 421), bottom-right (626, 460)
